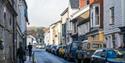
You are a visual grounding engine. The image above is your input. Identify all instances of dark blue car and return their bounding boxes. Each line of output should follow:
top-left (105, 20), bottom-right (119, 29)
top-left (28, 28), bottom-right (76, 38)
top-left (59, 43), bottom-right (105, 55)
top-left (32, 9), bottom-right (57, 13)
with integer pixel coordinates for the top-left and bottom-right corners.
top-left (70, 41), bottom-right (81, 61)
top-left (91, 48), bottom-right (125, 63)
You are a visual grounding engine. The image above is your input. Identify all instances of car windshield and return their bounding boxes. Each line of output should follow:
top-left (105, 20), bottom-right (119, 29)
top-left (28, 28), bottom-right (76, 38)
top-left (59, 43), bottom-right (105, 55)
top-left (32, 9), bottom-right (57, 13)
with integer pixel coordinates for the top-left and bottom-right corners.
top-left (107, 50), bottom-right (117, 58)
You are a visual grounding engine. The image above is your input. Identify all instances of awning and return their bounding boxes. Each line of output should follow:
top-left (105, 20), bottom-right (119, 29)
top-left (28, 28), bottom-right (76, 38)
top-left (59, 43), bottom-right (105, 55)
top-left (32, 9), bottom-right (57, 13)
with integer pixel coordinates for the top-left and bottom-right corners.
top-left (71, 5), bottom-right (90, 20)
top-left (77, 10), bottom-right (90, 26)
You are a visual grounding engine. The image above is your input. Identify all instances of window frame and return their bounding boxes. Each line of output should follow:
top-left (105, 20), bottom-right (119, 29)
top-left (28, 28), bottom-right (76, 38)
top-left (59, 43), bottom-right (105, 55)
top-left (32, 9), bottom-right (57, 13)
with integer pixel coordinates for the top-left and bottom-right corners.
top-left (109, 7), bottom-right (115, 25)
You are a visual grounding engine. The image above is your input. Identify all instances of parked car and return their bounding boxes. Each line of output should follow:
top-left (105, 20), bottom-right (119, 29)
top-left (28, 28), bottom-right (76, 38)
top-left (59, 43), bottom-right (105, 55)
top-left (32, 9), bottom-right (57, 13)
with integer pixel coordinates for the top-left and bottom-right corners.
top-left (58, 45), bottom-right (66, 57)
top-left (91, 48), bottom-right (125, 63)
top-left (64, 41), bottom-right (81, 62)
top-left (46, 45), bottom-right (50, 52)
top-left (51, 45), bottom-right (57, 54)
top-left (64, 43), bottom-right (72, 60)
top-left (46, 45), bottom-right (53, 52)
top-left (53, 45), bottom-right (60, 55)
top-left (36, 45), bottom-right (42, 49)
top-left (76, 41), bottom-right (104, 63)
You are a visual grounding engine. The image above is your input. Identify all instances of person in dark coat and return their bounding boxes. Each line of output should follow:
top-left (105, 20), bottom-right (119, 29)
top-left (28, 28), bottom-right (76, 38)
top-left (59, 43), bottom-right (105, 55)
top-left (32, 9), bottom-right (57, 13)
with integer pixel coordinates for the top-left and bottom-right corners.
top-left (28, 43), bottom-right (33, 60)
top-left (17, 45), bottom-right (25, 63)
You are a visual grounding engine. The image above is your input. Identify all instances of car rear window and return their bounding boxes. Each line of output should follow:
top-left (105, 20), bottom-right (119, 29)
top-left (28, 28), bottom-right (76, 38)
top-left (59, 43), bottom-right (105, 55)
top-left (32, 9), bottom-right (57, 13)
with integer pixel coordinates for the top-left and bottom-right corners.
top-left (72, 43), bottom-right (79, 49)
top-left (92, 43), bottom-right (103, 49)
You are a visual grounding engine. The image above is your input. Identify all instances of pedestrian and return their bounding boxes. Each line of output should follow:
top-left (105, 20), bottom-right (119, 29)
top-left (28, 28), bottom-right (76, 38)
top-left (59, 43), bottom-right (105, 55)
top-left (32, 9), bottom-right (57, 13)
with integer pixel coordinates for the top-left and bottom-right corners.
top-left (17, 45), bottom-right (25, 63)
top-left (28, 43), bottom-right (33, 60)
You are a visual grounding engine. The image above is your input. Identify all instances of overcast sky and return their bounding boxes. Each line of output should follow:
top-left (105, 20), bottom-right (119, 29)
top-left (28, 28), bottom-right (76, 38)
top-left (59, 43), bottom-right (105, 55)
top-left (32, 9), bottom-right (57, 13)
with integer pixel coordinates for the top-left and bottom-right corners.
top-left (26, 0), bottom-right (69, 27)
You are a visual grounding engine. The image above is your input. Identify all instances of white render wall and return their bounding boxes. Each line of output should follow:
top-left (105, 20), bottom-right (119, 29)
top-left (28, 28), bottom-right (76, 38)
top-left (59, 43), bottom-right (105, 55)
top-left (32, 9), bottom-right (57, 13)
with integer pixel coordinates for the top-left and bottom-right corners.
top-left (49, 25), bottom-right (54, 45)
top-left (44, 32), bottom-right (50, 45)
top-left (104, 0), bottom-right (123, 35)
top-left (104, 0), bottom-right (125, 48)
top-left (78, 22), bottom-right (90, 36)
top-left (121, 0), bottom-right (125, 25)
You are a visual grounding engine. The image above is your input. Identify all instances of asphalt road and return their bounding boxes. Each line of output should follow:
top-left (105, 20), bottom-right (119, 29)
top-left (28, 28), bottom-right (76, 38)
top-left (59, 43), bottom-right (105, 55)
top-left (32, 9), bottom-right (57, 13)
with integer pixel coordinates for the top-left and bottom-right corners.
top-left (33, 49), bottom-right (74, 63)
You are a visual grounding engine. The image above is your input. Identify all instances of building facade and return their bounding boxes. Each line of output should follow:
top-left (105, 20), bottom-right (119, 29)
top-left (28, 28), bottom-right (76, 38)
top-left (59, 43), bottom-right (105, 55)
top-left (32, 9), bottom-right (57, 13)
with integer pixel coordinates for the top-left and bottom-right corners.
top-left (0, 0), bottom-right (17, 63)
top-left (61, 8), bottom-right (69, 45)
top-left (49, 21), bottom-right (62, 45)
top-left (0, 0), bottom-right (28, 63)
top-left (44, 30), bottom-right (50, 45)
top-left (69, 0), bottom-right (90, 42)
top-left (88, 0), bottom-right (104, 43)
top-left (104, 0), bottom-right (125, 48)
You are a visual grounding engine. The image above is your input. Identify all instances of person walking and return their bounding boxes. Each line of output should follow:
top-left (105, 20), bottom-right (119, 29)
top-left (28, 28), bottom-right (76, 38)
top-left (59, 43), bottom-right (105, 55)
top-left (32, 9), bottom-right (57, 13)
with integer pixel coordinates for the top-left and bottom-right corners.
top-left (28, 43), bottom-right (33, 60)
top-left (17, 45), bottom-right (25, 63)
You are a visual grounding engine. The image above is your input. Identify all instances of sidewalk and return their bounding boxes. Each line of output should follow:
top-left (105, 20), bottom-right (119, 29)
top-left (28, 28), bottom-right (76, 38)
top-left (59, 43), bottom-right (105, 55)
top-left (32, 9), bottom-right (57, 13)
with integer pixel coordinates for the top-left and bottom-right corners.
top-left (25, 52), bottom-right (36, 63)
top-left (25, 56), bottom-right (32, 63)
top-left (25, 56), bottom-right (36, 63)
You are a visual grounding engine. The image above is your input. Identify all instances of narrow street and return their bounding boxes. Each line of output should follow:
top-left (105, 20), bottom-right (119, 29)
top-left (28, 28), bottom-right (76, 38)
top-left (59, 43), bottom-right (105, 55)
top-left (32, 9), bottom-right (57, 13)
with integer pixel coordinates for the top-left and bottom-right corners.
top-left (30, 49), bottom-right (74, 63)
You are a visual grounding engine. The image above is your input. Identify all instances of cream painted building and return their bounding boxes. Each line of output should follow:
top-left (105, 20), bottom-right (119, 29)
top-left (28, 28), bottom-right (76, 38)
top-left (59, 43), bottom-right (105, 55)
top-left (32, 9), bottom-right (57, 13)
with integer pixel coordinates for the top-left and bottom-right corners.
top-left (49, 21), bottom-right (62, 45)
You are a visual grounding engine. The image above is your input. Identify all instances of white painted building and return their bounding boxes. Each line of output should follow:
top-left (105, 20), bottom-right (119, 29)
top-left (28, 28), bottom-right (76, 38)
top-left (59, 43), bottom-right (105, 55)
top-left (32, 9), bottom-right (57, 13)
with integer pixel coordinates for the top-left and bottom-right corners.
top-left (49, 24), bottom-right (55, 45)
top-left (49, 21), bottom-right (62, 45)
top-left (104, 0), bottom-right (125, 48)
top-left (16, 0), bottom-right (28, 49)
top-left (44, 30), bottom-right (50, 45)
top-left (27, 35), bottom-right (36, 45)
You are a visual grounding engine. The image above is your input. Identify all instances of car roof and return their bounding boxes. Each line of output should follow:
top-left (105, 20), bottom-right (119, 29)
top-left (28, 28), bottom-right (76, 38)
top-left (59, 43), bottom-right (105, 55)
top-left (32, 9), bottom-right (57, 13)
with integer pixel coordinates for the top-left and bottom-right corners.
top-left (72, 41), bottom-right (81, 42)
top-left (97, 48), bottom-right (115, 51)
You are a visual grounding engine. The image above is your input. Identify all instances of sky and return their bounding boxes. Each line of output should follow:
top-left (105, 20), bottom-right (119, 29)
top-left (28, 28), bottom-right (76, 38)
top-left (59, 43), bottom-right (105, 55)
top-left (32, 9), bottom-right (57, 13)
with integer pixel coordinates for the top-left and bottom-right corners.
top-left (26, 0), bottom-right (69, 27)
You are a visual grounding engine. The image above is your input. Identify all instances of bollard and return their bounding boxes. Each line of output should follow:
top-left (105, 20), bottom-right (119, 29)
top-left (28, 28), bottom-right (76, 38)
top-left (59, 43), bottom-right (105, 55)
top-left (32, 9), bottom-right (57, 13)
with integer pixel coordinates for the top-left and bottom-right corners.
top-left (32, 52), bottom-right (35, 63)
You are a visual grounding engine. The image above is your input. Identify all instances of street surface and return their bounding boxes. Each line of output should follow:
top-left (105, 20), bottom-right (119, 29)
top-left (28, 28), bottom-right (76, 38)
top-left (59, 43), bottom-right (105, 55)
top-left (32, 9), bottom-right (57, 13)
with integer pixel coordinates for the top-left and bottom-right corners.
top-left (27, 49), bottom-right (74, 63)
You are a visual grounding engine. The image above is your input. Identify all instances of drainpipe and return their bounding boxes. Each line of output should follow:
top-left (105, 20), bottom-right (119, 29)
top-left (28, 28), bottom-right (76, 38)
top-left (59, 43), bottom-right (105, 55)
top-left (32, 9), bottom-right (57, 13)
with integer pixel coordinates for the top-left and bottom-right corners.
top-left (12, 15), bottom-right (16, 63)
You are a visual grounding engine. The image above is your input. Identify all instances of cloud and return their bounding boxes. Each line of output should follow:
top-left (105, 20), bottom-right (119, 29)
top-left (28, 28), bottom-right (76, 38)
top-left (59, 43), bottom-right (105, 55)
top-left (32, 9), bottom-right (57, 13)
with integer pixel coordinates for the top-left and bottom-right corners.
top-left (26, 0), bottom-right (68, 27)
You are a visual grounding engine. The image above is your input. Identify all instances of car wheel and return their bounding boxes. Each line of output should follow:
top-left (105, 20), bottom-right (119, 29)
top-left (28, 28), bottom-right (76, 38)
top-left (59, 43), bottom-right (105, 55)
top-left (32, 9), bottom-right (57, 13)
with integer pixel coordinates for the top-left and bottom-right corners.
top-left (90, 60), bottom-right (94, 63)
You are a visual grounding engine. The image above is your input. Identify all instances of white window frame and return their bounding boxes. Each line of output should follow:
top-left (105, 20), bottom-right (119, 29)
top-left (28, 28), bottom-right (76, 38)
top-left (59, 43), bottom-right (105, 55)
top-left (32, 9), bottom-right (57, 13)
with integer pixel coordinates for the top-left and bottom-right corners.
top-left (90, 4), bottom-right (100, 27)
top-left (109, 7), bottom-right (114, 25)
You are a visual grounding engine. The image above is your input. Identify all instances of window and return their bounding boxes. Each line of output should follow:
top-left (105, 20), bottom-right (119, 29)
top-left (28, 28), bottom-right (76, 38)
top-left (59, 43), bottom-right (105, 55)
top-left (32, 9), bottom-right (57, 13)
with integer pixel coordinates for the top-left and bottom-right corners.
top-left (90, 5), bottom-right (100, 27)
top-left (74, 22), bottom-right (77, 33)
top-left (95, 6), bottom-right (99, 25)
top-left (4, 13), bottom-right (6, 20)
top-left (91, 12), bottom-right (93, 27)
top-left (94, 51), bottom-right (102, 56)
top-left (86, 0), bottom-right (89, 5)
top-left (92, 43), bottom-right (100, 48)
top-left (112, 34), bottom-right (115, 48)
top-left (107, 50), bottom-right (116, 58)
top-left (9, 18), bottom-right (11, 26)
top-left (109, 7), bottom-right (114, 25)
